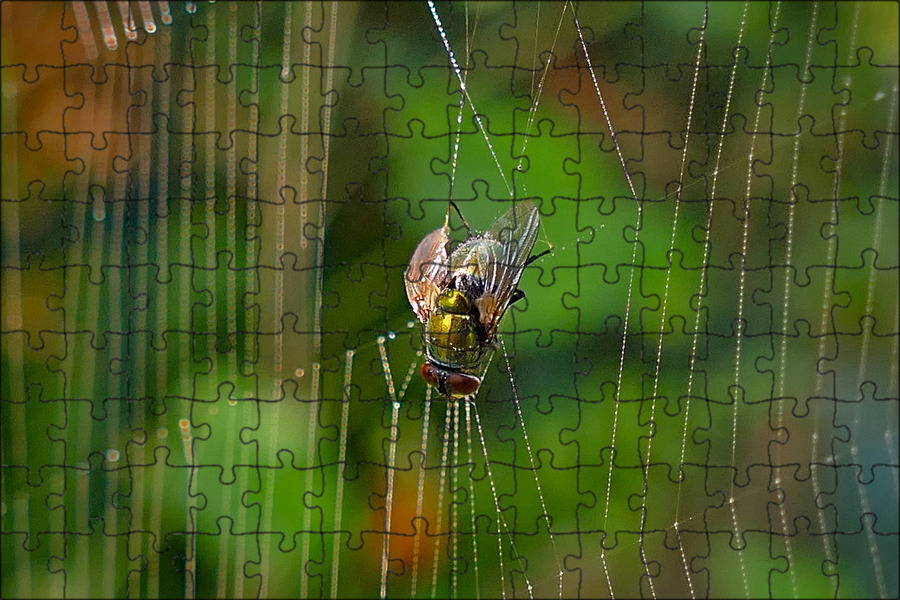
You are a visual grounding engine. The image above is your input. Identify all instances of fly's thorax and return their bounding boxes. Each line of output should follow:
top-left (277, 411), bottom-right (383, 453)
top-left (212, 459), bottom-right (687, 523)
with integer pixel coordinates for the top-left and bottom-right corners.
top-left (423, 289), bottom-right (482, 370)
top-left (437, 288), bottom-right (471, 314)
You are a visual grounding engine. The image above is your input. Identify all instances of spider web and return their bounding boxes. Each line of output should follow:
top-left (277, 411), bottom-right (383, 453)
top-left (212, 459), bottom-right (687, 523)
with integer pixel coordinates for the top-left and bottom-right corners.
top-left (1, 2), bottom-right (897, 599)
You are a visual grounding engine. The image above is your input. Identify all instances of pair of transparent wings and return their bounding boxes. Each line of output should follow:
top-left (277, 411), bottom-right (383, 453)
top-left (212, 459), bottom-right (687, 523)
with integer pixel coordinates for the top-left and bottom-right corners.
top-left (404, 200), bottom-right (541, 342)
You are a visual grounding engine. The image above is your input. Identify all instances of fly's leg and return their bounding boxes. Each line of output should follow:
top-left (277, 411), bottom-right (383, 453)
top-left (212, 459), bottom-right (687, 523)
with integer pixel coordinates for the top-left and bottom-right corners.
top-left (508, 249), bottom-right (551, 308)
top-left (448, 200), bottom-right (474, 237)
top-left (524, 248), bottom-right (551, 267)
top-left (509, 288), bottom-right (526, 307)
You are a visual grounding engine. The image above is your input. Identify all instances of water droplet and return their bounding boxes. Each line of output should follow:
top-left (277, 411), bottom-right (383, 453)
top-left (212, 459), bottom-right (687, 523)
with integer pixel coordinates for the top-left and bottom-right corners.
top-left (106, 449), bottom-right (121, 462)
top-left (874, 91), bottom-right (886, 101)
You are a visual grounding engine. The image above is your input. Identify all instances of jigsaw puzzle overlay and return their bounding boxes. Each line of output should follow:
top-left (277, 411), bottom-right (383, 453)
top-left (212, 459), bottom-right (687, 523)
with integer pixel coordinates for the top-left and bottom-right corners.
top-left (1, 2), bottom-right (898, 598)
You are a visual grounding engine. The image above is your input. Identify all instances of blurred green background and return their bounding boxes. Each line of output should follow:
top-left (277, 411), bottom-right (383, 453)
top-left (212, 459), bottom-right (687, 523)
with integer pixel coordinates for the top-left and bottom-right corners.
top-left (2, 1), bottom-right (897, 598)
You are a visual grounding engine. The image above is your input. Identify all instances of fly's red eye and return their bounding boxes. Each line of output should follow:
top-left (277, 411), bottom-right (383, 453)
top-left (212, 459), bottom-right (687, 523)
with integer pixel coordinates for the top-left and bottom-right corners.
top-left (420, 362), bottom-right (440, 387)
top-left (447, 372), bottom-right (480, 397)
top-left (420, 362), bottom-right (480, 398)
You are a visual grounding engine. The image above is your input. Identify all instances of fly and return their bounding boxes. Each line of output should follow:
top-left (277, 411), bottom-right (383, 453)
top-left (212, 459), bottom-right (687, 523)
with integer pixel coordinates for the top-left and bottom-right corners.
top-left (404, 200), bottom-right (547, 398)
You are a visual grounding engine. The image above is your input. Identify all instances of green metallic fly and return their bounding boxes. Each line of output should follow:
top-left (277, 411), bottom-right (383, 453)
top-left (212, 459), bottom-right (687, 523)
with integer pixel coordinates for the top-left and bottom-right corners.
top-left (404, 200), bottom-right (546, 398)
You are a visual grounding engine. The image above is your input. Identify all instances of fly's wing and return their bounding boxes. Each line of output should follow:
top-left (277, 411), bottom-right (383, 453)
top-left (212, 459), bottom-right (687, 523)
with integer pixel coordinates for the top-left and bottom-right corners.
top-left (472, 200), bottom-right (541, 339)
top-left (404, 225), bottom-right (451, 323)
